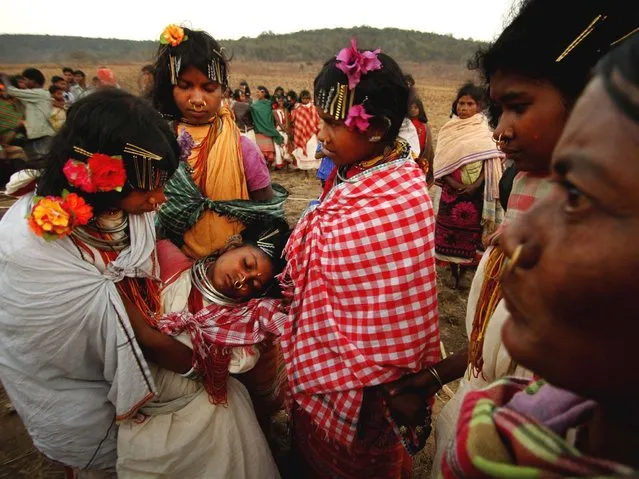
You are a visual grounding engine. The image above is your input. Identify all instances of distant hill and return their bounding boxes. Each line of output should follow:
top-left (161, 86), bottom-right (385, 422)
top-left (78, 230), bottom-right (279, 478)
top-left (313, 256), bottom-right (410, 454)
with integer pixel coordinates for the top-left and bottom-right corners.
top-left (0, 27), bottom-right (486, 65)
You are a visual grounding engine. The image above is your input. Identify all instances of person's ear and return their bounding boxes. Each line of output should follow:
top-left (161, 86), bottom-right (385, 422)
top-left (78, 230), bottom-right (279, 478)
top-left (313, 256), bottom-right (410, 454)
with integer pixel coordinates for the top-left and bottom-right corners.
top-left (367, 116), bottom-right (392, 143)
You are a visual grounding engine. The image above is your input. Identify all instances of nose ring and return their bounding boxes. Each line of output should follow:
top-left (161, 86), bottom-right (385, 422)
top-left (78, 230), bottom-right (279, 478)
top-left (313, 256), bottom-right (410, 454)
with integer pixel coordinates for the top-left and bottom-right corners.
top-left (234, 275), bottom-right (246, 290)
top-left (494, 133), bottom-right (503, 151)
top-left (189, 99), bottom-right (207, 112)
top-left (501, 243), bottom-right (524, 277)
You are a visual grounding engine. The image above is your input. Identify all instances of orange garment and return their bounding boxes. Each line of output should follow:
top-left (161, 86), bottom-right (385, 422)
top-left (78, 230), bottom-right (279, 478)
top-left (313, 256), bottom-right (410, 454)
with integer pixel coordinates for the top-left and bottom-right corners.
top-left (181, 107), bottom-right (250, 258)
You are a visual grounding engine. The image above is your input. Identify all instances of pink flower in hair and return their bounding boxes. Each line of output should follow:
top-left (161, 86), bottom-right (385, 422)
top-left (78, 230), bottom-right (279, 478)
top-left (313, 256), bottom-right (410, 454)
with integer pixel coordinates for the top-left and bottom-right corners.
top-left (63, 159), bottom-right (96, 193)
top-left (336, 38), bottom-right (382, 90)
top-left (345, 104), bottom-right (373, 133)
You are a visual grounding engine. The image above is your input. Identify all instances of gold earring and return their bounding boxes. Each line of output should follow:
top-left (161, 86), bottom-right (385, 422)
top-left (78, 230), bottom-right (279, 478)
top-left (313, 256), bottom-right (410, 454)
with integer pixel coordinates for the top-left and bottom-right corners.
top-left (501, 243), bottom-right (524, 277)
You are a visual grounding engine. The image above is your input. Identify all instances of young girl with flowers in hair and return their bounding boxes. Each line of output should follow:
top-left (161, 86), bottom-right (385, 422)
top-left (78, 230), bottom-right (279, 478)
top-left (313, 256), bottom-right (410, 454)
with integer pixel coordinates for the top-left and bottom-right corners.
top-left (152, 25), bottom-right (287, 261)
top-left (0, 89), bottom-right (186, 477)
top-left (152, 24), bottom-right (289, 443)
top-left (280, 39), bottom-right (440, 478)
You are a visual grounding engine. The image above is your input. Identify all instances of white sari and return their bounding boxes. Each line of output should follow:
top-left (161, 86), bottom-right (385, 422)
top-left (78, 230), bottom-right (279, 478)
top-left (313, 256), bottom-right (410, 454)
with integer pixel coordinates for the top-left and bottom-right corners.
top-left (0, 194), bottom-right (158, 472)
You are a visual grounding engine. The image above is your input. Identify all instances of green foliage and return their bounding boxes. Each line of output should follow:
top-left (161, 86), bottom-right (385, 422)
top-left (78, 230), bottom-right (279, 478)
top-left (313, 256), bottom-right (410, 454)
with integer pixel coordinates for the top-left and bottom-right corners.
top-left (0, 27), bottom-right (486, 64)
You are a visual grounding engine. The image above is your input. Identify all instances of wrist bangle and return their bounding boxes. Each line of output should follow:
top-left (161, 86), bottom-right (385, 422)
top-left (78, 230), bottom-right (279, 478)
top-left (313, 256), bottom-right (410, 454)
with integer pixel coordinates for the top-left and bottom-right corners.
top-left (180, 365), bottom-right (200, 380)
top-left (428, 366), bottom-right (444, 390)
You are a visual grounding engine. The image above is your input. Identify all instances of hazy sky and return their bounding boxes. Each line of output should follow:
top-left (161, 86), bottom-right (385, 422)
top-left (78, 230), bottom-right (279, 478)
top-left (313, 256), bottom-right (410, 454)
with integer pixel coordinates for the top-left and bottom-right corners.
top-left (2, 0), bottom-right (516, 42)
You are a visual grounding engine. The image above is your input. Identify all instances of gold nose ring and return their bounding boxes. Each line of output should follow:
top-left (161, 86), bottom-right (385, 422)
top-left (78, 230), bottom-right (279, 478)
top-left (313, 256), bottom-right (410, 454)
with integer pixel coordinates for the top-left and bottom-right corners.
top-left (234, 275), bottom-right (246, 290)
top-left (502, 243), bottom-right (524, 277)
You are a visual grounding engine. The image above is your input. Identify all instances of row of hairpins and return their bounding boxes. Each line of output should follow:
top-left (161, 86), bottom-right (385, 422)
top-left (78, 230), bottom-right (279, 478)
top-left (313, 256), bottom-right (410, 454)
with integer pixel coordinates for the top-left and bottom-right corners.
top-left (556, 15), bottom-right (639, 63)
top-left (123, 143), bottom-right (164, 191)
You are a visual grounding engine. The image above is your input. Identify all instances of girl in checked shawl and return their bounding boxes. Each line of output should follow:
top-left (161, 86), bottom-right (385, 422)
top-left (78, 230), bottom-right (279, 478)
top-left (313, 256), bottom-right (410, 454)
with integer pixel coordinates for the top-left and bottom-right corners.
top-left (281, 39), bottom-right (440, 478)
top-left (383, 0), bottom-right (638, 476)
top-left (290, 89), bottom-right (321, 171)
top-left (152, 25), bottom-right (287, 260)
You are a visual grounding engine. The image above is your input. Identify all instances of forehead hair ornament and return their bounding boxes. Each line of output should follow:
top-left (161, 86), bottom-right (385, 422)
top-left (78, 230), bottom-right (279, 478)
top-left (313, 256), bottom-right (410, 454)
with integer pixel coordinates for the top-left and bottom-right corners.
top-left (256, 228), bottom-right (280, 258)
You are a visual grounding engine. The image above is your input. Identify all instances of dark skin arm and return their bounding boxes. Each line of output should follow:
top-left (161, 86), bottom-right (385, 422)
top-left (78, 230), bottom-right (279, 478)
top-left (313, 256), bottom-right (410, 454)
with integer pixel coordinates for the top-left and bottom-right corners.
top-left (382, 346), bottom-right (469, 428)
top-left (120, 294), bottom-right (193, 374)
top-left (249, 185), bottom-right (274, 201)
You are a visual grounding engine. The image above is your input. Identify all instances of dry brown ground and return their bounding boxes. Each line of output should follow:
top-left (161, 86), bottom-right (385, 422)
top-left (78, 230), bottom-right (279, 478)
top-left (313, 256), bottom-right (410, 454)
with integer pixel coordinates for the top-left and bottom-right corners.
top-left (0, 61), bottom-right (472, 478)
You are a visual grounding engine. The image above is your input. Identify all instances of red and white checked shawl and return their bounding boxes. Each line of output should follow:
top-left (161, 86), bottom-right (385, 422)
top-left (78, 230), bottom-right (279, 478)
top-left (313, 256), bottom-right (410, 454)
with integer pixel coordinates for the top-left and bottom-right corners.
top-left (281, 157), bottom-right (440, 447)
top-left (290, 103), bottom-right (320, 150)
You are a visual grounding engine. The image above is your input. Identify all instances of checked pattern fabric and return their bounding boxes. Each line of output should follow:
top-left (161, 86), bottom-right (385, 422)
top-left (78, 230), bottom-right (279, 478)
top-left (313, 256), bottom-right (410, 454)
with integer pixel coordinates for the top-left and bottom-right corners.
top-left (281, 157), bottom-right (440, 447)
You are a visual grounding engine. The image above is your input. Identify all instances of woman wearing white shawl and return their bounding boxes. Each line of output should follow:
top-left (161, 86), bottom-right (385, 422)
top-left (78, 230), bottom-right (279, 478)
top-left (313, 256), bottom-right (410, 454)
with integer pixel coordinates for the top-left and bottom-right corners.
top-left (0, 90), bottom-right (185, 477)
top-left (433, 83), bottom-right (504, 288)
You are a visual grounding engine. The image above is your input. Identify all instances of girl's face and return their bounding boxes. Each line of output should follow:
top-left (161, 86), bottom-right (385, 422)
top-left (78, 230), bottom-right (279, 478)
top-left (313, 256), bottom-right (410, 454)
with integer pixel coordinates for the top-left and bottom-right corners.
top-left (210, 245), bottom-right (275, 300)
top-left (409, 102), bottom-right (420, 119)
top-left (173, 65), bottom-right (223, 124)
top-left (456, 94), bottom-right (478, 119)
top-left (317, 108), bottom-right (385, 167)
top-left (500, 77), bottom-right (639, 400)
top-left (277, 97), bottom-right (284, 108)
top-left (117, 187), bottom-right (165, 215)
top-left (490, 70), bottom-right (568, 174)
top-left (301, 96), bottom-right (311, 105)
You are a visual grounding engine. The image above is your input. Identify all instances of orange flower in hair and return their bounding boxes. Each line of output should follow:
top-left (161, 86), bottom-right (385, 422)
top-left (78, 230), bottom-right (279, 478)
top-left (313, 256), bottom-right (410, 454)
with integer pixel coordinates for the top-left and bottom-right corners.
top-left (27, 190), bottom-right (93, 241)
top-left (160, 24), bottom-right (187, 47)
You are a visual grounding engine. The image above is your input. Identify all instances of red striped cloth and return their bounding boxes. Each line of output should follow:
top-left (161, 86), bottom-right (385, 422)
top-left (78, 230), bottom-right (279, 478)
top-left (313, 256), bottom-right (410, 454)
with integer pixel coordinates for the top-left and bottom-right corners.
top-left (281, 157), bottom-right (440, 447)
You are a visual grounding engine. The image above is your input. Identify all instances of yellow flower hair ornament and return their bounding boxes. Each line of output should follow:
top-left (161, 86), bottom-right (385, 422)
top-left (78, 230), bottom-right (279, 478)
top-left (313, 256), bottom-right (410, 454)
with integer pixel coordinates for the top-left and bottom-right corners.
top-left (160, 24), bottom-right (188, 47)
top-left (27, 190), bottom-right (93, 241)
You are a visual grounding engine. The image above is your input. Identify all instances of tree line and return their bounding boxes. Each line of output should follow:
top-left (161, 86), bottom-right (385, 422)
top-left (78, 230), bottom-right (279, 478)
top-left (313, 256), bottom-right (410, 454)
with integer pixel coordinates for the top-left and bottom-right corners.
top-left (0, 27), bottom-right (486, 64)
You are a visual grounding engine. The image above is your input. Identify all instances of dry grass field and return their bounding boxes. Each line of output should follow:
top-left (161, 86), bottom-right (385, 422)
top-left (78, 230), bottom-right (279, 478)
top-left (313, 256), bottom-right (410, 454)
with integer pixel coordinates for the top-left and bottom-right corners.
top-left (0, 60), bottom-right (474, 478)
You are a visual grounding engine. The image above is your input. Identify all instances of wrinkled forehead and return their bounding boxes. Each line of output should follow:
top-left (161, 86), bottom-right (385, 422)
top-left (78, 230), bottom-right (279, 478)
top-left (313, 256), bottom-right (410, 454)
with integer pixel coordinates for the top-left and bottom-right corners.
top-left (554, 77), bottom-right (639, 193)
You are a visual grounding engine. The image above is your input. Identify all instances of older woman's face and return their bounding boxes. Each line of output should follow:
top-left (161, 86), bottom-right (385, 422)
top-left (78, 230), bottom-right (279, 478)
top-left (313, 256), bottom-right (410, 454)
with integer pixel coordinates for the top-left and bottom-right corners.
top-left (500, 77), bottom-right (639, 400)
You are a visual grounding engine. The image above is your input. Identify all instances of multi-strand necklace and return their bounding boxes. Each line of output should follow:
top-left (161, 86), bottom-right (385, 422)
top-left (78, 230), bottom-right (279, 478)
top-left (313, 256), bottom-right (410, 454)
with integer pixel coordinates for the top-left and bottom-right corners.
top-left (71, 212), bottom-right (130, 251)
top-left (191, 256), bottom-right (241, 307)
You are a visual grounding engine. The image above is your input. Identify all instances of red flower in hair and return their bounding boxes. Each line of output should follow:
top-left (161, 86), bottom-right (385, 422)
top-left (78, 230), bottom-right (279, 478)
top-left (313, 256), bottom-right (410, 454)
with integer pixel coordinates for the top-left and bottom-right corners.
top-left (87, 154), bottom-right (126, 192)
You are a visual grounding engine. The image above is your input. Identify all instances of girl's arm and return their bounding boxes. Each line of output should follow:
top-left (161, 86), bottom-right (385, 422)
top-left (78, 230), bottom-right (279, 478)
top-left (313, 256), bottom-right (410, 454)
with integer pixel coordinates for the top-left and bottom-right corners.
top-left (120, 293), bottom-right (193, 374)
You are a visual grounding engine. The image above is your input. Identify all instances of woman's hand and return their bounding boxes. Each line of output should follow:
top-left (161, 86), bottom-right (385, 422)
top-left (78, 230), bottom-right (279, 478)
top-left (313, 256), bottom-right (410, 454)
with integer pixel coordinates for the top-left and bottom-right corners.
top-left (382, 348), bottom-right (469, 428)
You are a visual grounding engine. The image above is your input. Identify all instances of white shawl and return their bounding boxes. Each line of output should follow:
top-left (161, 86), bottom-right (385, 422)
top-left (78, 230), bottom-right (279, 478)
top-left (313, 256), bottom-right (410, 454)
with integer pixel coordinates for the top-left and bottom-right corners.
top-left (0, 193), bottom-right (157, 471)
